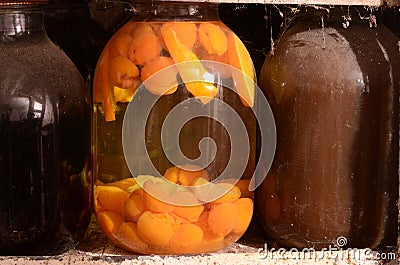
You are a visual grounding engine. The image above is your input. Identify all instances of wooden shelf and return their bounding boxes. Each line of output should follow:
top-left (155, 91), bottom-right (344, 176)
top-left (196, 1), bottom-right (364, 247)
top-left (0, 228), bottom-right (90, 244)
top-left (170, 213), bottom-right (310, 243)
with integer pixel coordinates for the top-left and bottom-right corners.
top-left (0, 215), bottom-right (395, 264)
top-left (158, 0), bottom-right (399, 6)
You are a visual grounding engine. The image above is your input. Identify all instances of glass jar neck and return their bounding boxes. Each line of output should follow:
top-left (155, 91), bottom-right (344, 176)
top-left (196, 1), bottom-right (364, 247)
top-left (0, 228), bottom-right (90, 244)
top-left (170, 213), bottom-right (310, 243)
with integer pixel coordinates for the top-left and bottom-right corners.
top-left (132, 2), bottom-right (220, 22)
top-left (0, 7), bottom-right (45, 37)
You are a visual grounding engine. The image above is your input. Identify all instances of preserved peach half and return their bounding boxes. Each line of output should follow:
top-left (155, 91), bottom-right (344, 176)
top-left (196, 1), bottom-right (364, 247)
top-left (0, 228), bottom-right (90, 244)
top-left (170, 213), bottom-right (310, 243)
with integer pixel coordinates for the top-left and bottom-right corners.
top-left (168, 22), bottom-right (197, 49)
top-left (141, 56), bottom-right (178, 95)
top-left (143, 181), bottom-right (174, 213)
top-left (198, 23), bottom-right (228, 56)
top-left (161, 24), bottom-right (218, 104)
top-left (108, 56), bottom-right (139, 88)
top-left (227, 32), bottom-right (255, 107)
top-left (170, 191), bottom-right (204, 222)
top-left (170, 212), bottom-right (192, 224)
top-left (96, 186), bottom-right (129, 216)
top-left (110, 33), bottom-right (134, 58)
top-left (232, 198), bottom-right (253, 234)
top-left (178, 165), bottom-right (209, 186)
top-left (128, 32), bottom-right (162, 66)
top-left (131, 24), bottom-right (154, 38)
top-left (163, 165), bottom-right (209, 186)
top-left (195, 211), bottom-right (225, 251)
top-left (163, 166), bottom-right (180, 184)
top-left (97, 211), bottom-right (123, 239)
top-left (169, 224), bottom-right (203, 253)
top-left (116, 222), bottom-right (148, 253)
top-left (136, 211), bottom-right (176, 246)
top-left (208, 202), bottom-right (238, 236)
top-left (124, 192), bottom-right (148, 222)
top-left (106, 177), bottom-right (137, 192)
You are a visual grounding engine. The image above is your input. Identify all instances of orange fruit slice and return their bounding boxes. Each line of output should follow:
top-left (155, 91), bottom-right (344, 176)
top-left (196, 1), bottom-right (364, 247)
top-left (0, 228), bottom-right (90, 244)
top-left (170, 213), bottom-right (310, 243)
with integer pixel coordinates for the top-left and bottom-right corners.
top-left (94, 44), bottom-right (116, 121)
top-left (198, 23), bottom-right (228, 56)
top-left (169, 22), bottom-right (197, 48)
top-left (227, 32), bottom-right (255, 107)
top-left (161, 24), bottom-right (218, 104)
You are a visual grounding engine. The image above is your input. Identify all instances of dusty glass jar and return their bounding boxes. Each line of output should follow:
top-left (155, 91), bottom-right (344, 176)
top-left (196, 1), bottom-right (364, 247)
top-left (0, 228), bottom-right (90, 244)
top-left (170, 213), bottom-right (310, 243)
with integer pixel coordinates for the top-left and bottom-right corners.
top-left (0, 1), bottom-right (92, 255)
top-left (257, 8), bottom-right (399, 250)
top-left (93, 1), bottom-right (256, 254)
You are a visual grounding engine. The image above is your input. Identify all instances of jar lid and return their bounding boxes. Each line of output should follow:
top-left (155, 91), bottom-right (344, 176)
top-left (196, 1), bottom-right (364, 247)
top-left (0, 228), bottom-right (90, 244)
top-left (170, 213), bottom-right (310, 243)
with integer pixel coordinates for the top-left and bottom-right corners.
top-left (0, 0), bottom-right (48, 5)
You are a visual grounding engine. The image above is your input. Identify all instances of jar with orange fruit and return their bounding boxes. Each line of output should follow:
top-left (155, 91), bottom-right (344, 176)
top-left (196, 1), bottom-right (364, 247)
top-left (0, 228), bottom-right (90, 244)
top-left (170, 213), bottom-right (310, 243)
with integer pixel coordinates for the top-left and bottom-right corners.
top-left (93, 0), bottom-right (258, 254)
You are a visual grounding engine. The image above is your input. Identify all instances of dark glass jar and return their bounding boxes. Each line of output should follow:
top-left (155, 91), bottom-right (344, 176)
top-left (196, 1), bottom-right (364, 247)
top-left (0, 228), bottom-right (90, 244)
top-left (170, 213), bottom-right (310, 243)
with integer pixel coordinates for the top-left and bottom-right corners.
top-left (0, 1), bottom-right (92, 255)
top-left (257, 8), bottom-right (399, 250)
top-left (93, 1), bottom-right (256, 254)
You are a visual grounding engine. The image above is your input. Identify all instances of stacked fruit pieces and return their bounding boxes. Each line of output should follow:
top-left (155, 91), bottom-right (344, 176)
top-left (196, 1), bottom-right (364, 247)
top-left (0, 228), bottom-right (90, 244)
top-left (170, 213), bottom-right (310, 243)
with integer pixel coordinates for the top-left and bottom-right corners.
top-left (95, 166), bottom-right (254, 254)
top-left (93, 21), bottom-right (255, 121)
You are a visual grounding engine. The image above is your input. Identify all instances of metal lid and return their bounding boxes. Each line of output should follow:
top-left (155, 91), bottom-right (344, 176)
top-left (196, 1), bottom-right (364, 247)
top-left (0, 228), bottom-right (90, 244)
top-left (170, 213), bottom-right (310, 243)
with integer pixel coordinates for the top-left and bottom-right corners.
top-left (0, 0), bottom-right (48, 6)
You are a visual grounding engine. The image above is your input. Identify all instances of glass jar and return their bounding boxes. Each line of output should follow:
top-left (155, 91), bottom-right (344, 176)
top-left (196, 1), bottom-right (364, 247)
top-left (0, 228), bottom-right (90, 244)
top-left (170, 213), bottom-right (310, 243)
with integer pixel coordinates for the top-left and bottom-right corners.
top-left (93, 1), bottom-right (256, 254)
top-left (0, 1), bottom-right (92, 255)
top-left (257, 8), bottom-right (399, 250)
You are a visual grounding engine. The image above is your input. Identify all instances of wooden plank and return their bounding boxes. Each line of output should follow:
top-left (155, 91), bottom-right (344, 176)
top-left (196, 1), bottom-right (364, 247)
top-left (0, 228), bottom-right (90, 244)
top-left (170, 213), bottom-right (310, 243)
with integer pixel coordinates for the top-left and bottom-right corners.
top-left (0, 216), bottom-right (393, 264)
top-left (164, 0), bottom-right (385, 6)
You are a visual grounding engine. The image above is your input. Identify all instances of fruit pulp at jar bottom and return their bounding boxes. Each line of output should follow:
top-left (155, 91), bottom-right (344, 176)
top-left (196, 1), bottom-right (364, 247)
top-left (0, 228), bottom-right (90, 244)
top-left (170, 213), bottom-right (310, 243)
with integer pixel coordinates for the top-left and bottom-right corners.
top-left (94, 88), bottom-right (255, 253)
top-left (0, 96), bottom-right (91, 255)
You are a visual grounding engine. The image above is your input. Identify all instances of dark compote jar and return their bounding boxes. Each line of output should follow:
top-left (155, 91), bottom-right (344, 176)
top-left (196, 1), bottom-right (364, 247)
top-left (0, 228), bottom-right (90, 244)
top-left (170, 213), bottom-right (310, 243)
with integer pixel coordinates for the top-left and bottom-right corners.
top-left (0, 1), bottom-right (92, 255)
top-left (257, 7), bottom-right (399, 250)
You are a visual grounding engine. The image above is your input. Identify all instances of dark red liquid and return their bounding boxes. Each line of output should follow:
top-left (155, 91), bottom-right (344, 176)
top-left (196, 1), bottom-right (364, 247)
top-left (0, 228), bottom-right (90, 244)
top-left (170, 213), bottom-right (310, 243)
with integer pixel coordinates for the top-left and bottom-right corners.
top-left (0, 96), bottom-right (91, 255)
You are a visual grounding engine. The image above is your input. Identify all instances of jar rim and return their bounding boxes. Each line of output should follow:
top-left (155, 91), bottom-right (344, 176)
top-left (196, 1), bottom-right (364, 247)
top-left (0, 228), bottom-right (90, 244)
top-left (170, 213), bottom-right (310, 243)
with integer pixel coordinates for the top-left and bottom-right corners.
top-left (0, 1), bottom-right (48, 6)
